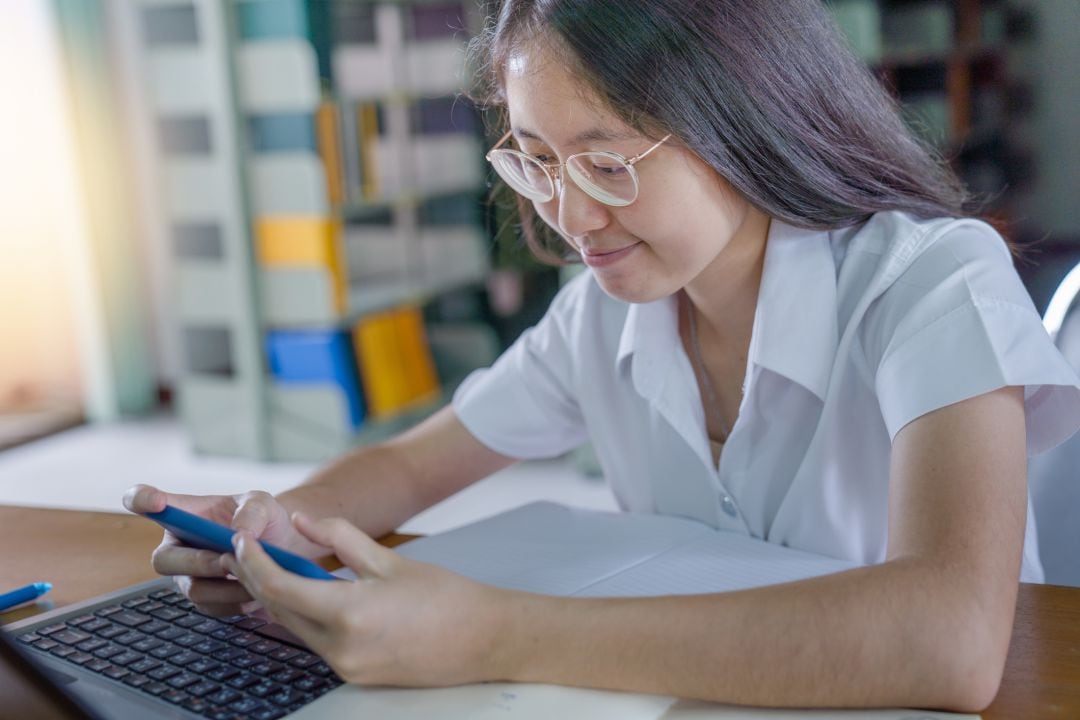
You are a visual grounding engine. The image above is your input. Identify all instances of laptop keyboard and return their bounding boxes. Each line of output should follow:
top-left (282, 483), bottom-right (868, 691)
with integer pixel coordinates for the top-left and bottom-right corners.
top-left (15, 588), bottom-right (343, 720)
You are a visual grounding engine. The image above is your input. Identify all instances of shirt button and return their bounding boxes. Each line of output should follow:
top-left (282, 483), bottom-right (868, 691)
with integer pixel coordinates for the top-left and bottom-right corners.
top-left (720, 495), bottom-right (738, 518)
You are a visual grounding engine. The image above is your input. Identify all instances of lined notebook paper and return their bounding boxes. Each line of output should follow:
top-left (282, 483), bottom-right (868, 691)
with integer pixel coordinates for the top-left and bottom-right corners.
top-left (388, 501), bottom-right (857, 596)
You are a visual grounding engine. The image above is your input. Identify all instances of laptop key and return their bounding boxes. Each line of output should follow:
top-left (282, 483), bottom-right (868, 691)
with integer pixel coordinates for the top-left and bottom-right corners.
top-left (219, 614), bottom-right (249, 625)
top-left (175, 632), bottom-right (204, 648)
top-left (187, 658), bottom-right (219, 674)
top-left (270, 668), bottom-right (302, 684)
top-left (268, 687), bottom-right (308, 707)
top-left (182, 697), bottom-right (211, 715)
top-left (150, 643), bottom-right (182, 660)
top-left (193, 619), bottom-right (226, 635)
top-left (155, 626), bottom-right (187, 641)
top-left (149, 589), bottom-right (177, 600)
top-left (226, 671), bottom-right (261, 689)
top-left (17, 633), bottom-right (40, 644)
top-left (131, 637), bottom-right (163, 653)
top-left (192, 639), bottom-right (228, 656)
top-left (109, 650), bottom-right (144, 666)
top-left (129, 658), bottom-right (162, 674)
top-left (32, 639), bottom-right (59, 651)
top-left (122, 673), bottom-right (151, 689)
top-left (233, 652), bottom-right (262, 669)
top-left (94, 605), bottom-right (122, 618)
top-left (293, 675), bottom-right (327, 692)
top-left (76, 639), bottom-right (108, 654)
top-left (207, 665), bottom-right (240, 682)
top-left (37, 623), bottom-right (67, 636)
top-left (97, 624), bottom-right (129, 640)
top-left (51, 629), bottom-right (92, 645)
top-left (169, 650), bottom-right (202, 667)
top-left (151, 607), bottom-right (186, 622)
top-left (248, 681), bottom-right (283, 698)
top-left (113, 631), bottom-right (147, 646)
top-left (187, 680), bottom-right (221, 698)
top-left (231, 632), bottom-right (261, 648)
top-left (66, 651), bottom-right (95, 665)
top-left (142, 681), bottom-right (170, 696)
top-left (85, 658), bottom-right (111, 673)
top-left (50, 645), bottom-right (77, 659)
top-left (122, 597), bottom-right (151, 609)
top-left (93, 644), bottom-right (125, 659)
top-left (175, 614), bottom-right (204, 629)
top-left (112, 611), bottom-right (152, 627)
top-left (160, 689), bottom-right (190, 705)
top-left (268, 646), bottom-right (300, 662)
top-left (251, 660), bottom-right (284, 676)
top-left (252, 708), bottom-right (286, 720)
top-left (212, 647), bottom-right (245, 663)
top-left (167, 671), bottom-right (202, 689)
top-left (103, 665), bottom-right (130, 680)
top-left (148, 664), bottom-right (181, 681)
top-left (289, 652), bottom-right (320, 668)
top-left (81, 618), bottom-right (112, 632)
top-left (229, 696), bottom-right (267, 714)
top-left (210, 626), bottom-right (242, 641)
top-left (68, 615), bottom-right (97, 627)
top-left (206, 687), bottom-right (242, 705)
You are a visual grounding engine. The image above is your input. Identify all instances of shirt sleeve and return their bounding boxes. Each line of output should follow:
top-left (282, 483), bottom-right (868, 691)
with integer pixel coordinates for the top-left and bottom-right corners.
top-left (451, 274), bottom-right (590, 459)
top-left (864, 221), bottom-right (1080, 454)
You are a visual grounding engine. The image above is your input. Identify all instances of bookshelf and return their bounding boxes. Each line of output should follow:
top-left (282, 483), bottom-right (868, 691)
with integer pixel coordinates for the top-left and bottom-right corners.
top-left (828, 0), bottom-right (1031, 230)
top-left (123, 0), bottom-right (494, 461)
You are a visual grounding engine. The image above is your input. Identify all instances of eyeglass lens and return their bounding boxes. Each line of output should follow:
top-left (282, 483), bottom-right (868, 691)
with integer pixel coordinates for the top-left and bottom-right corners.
top-left (489, 151), bottom-right (639, 206)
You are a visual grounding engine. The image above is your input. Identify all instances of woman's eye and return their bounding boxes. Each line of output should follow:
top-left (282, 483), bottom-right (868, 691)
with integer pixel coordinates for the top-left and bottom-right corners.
top-left (532, 154), bottom-right (553, 164)
top-left (592, 162), bottom-right (628, 176)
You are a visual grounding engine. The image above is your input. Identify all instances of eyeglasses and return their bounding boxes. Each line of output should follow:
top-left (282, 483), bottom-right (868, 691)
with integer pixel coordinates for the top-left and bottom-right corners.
top-left (485, 130), bottom-right (671, 207)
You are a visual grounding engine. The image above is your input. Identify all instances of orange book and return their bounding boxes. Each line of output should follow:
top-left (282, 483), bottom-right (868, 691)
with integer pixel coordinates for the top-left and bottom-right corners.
top-left (315, 101), bottom-right (345, 207)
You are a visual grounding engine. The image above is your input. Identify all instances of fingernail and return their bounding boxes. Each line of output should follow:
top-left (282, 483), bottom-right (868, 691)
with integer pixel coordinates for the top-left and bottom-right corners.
top-left (232, 532), bottom-right (243, 552)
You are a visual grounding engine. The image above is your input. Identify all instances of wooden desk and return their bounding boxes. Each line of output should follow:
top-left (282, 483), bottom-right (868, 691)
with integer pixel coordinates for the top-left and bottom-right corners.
top-left (1, 505), bottom-right (1077, 718)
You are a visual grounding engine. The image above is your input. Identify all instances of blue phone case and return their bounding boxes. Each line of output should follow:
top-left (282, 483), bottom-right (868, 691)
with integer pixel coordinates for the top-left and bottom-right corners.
top-left (142, 505), bottom-right (340, 581)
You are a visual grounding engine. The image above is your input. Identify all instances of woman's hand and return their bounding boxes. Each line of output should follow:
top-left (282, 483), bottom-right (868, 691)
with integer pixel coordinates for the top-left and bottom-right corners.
top-left (222, 513), bottom-right (510, 687)
top-left (122, 484), bottom-right (329, 615)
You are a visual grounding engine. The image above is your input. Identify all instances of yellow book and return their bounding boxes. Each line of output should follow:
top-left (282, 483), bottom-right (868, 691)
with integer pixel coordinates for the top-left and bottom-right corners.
top-left (354, 305), bottom-right (441, 419)
top-left (256, 217), bottom-right (347, 313)
top-left (354, 310), bottom-right (400, 419)
top-left (395, 306), bottom-right (441, 408)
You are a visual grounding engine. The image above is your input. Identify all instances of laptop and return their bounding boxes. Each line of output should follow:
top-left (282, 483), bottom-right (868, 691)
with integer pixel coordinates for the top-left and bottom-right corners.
top-left (3, 577), bottom-right (346, 719)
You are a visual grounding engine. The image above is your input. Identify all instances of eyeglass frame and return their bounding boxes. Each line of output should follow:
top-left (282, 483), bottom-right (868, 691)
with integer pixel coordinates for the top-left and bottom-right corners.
top-left (485, 129), bottom-right (672, 207)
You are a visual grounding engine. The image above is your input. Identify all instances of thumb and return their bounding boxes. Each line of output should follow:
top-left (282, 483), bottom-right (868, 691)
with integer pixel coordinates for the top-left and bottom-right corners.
top-left (292, 513), bottom-right (393, 578)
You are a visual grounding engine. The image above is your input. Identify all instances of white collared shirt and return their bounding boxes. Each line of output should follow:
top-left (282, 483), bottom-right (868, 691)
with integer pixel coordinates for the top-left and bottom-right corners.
top-left (453, 212), bottom-right (1080, 581)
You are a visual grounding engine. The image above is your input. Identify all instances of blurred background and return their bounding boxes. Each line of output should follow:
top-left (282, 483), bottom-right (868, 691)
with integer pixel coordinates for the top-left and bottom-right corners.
top-left (0, 0), bottom-right (1077, 529)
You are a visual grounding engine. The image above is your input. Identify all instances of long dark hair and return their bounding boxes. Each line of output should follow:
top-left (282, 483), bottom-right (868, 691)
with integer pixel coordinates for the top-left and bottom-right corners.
top-left (469, 0), bottom-right (974, 264)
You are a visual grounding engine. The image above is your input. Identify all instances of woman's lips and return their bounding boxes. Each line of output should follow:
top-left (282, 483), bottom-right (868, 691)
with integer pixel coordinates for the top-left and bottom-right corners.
top-left (581, 241), bottom-right (643, 268)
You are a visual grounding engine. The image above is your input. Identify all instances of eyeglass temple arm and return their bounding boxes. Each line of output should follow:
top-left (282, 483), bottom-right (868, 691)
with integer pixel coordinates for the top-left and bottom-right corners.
top-left (626, 133), bottom-right (672, 165)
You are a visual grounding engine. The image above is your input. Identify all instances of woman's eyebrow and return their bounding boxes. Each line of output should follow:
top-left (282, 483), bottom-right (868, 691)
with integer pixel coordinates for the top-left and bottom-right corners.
top-left (513, 126), bottom-right (637, 145)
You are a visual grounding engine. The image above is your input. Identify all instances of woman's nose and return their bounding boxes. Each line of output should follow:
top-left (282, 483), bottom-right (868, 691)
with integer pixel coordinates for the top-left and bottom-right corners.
top-left (557, 176), bottom-right (610, 240)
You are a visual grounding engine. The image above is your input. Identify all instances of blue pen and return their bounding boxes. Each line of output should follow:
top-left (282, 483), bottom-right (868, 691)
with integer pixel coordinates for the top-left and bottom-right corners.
top-left (0, 582), bottom-right (52, 613)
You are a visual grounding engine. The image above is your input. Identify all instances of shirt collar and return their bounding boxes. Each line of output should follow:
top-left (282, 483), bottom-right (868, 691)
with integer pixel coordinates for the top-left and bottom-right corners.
top-left (750, 218), bottom-right (839, 401)
top-left (615, 217), bottom-right (839, 402)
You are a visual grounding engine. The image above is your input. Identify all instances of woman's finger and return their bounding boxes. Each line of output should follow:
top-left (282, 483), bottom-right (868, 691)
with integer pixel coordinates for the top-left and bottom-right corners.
top-left (152, 541), bottom-right (230, 578)
top-left (293, 513), bottom-right (394, 579)
top-left (224, 532), bottom-right (343, 622)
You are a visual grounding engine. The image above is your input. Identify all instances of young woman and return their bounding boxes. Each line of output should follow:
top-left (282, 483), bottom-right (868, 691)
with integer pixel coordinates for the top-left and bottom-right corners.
top-left (125, 0), bottom-right (1080, 711)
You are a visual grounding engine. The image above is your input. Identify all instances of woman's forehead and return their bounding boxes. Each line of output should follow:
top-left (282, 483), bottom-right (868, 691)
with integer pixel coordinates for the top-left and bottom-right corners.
top-left (503, 46), bottom-right (636, 148)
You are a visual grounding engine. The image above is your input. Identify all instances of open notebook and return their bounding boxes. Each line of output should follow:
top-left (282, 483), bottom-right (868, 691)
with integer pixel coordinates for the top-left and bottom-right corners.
top-left (320, 502), bottom-right (976, 720)
top-left (390, 501), bottom-right (857, 596)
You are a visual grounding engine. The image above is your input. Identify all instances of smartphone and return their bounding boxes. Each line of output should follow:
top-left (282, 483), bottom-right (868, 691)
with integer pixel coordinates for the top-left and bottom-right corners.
top-left (141, 504), bottom-right (341, 581)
